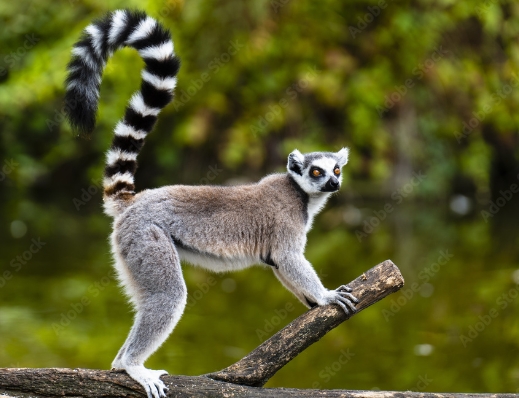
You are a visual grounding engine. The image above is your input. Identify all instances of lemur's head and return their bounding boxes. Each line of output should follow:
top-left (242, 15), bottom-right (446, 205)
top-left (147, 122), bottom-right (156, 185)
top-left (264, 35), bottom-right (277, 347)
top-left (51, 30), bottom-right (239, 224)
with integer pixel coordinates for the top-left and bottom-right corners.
top-left (287, 148), bottom-right (349, 195)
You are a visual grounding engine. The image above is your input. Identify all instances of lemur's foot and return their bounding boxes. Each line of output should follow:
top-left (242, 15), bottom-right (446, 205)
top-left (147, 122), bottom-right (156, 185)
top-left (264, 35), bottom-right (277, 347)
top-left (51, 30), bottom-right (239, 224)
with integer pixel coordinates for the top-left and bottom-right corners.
top-left (121, 365), bottom-right (169, 398)
top-left (325, 285), bottom-right (359, 314)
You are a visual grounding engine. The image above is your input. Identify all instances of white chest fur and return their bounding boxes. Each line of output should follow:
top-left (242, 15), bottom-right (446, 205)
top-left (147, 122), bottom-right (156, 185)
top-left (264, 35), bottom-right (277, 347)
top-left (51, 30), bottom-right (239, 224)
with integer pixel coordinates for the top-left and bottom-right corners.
top-left (306, 194), bottom-right (331, 232)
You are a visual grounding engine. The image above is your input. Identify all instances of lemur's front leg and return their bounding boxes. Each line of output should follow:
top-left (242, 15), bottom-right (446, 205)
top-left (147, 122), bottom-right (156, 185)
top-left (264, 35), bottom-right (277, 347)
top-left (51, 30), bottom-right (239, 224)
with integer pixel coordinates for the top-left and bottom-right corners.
top-left (273, 252), bottom-right (358, 314)
top-left (272, 268), bottom-right (310, 307)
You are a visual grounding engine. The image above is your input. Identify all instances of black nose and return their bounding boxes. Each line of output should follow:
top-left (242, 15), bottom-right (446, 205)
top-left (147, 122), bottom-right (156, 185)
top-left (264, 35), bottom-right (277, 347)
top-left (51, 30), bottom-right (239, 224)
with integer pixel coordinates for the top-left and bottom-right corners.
top-left (323, 177), bottom-right (340, 192)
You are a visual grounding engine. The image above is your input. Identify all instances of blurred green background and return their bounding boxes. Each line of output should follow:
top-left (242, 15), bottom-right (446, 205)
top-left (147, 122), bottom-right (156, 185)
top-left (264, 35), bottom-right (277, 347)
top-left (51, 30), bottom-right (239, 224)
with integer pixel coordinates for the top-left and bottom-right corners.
top-left (1, 0), bottom-right (519, 393)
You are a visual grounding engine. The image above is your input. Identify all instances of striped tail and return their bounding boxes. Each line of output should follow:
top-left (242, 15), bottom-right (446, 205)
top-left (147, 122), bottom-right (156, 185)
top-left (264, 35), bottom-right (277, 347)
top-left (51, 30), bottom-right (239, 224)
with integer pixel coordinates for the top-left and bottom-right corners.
top-left (64, 9), bottom-right (180, 217)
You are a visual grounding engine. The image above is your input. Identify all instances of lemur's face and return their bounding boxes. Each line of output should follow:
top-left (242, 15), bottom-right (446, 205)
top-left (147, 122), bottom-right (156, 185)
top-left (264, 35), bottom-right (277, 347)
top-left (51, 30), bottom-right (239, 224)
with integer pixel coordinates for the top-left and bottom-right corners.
top-left (287, 148), bottom-right (349, 195)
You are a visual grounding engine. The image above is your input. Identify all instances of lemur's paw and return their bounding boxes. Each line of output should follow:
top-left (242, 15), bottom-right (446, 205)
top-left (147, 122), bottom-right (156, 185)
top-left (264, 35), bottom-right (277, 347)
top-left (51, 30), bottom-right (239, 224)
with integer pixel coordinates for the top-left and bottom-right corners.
top-left (324, 287), bottom-right (358, 315)
top-left (336, 284), bottom-right (353, 293)
top-left (124, 365), bottom-right (169, 398)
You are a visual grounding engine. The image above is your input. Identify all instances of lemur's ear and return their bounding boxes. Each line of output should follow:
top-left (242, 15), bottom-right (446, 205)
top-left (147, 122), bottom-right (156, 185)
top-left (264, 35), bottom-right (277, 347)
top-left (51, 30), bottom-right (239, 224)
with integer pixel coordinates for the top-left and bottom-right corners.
top-left (287, 149), bottom-right (305, 175)
top-left (336, 147), bottom-right (349, 167)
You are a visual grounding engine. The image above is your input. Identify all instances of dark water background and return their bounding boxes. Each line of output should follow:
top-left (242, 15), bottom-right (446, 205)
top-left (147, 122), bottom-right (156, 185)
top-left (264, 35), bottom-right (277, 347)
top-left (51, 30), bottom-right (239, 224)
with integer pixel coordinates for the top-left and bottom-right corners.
top-left (1, 192), bottom-right (518, 393)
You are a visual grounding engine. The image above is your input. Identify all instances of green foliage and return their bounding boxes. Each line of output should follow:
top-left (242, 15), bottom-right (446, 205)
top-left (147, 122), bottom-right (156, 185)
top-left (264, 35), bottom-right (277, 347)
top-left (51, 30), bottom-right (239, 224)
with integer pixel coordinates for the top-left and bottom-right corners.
top-left (1, 0), bottom-right (518, 199)
top-left (1, 0), bottom-right (519, 393)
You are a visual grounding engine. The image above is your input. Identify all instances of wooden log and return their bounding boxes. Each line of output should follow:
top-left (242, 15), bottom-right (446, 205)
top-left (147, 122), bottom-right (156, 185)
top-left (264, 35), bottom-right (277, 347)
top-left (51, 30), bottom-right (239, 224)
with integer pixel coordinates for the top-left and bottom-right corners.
top-left (0, 260), bottom-right (408, 398)
top-left (206, 259), bottom-right (404, 386)
top-left (0, 368), bottom-right (517, 398)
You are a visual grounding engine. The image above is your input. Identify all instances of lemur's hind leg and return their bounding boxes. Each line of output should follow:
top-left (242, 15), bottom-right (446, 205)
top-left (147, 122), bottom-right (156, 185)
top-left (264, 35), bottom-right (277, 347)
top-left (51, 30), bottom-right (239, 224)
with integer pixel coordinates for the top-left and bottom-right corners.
top-left (112, 224), bottom-right (187, 398)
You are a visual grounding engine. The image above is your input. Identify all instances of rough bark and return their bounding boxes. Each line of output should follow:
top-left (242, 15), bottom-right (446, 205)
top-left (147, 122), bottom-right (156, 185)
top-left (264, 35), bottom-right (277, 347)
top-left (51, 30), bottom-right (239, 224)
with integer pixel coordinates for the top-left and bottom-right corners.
top-left (0, 260), bottom-right (410, 398)
top-left (0, 368), bottom-right (516, 398)
top-left (206, 259), bottom-right (404, 386)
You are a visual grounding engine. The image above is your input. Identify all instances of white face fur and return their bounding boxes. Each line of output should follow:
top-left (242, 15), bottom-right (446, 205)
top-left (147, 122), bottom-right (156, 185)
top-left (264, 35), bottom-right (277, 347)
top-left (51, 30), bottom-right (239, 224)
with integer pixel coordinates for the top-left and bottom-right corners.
top-left (287, 148), bottom-right (349, 195)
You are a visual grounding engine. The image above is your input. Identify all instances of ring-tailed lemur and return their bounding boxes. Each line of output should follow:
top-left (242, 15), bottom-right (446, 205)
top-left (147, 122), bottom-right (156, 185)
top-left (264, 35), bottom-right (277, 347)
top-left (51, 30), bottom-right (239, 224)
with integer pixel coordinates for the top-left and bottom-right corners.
top-left (65, 9), bottom-right (357, 398)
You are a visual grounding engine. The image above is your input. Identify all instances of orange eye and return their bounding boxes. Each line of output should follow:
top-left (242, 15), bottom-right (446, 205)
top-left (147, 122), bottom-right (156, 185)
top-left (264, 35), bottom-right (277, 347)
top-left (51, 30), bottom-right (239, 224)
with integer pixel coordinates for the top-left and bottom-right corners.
top-left (334, 168), bottom-right (340, 175)
top-left (312, 169), bottom-right (321, 177)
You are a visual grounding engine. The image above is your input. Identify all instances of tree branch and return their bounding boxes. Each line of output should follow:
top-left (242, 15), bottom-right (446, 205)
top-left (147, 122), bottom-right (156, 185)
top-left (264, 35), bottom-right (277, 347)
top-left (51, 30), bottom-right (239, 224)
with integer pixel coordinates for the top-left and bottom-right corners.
top-left (0, 259), bottom-right (407, 397)
top-left (2, 368), bottom-right (515, 398)
top-left (206, 259), bottom-right (404, 386)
